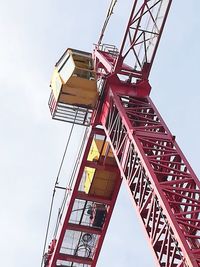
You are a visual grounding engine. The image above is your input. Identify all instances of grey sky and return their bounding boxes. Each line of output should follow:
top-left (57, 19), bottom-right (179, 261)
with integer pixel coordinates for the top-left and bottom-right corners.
top-left (0, 1), bottom-right (200, 267)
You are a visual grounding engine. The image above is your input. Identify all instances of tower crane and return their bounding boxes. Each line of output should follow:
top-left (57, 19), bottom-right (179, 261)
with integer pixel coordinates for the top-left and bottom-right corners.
top-left (43, 1), bottom-right (200, 266)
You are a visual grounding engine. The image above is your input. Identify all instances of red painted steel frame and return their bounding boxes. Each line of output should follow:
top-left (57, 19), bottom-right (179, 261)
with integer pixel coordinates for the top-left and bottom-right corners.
top-left (45, 127), bottom-right (122, 267)
top-left (94, 0), bottom-right (172, 81)
top-left (45, 1), bottom-right (200, 267)
top-left (92, 1), bottom-right (199, 265)
top-left (100, 85), bottom-right (200, 267)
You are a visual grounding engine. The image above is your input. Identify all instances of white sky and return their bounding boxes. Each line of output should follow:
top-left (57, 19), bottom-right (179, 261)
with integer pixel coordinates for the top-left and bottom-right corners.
top-left (0, 1), bottom-right (200, 267)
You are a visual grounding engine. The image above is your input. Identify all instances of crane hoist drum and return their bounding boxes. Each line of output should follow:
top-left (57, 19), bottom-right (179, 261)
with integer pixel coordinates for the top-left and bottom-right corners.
top-left (48, 48), bottom-right (99, 125)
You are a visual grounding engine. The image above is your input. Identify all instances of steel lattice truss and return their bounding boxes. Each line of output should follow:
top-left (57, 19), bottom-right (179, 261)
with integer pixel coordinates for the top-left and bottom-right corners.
top-left (45, 1), bottom-right (200, 267)
top-left (100, 88), bottom-right (200, 266)
top-left (46, 89), bottom-right (200, 267)
top-left (95, 0), bottom-right (172, 80)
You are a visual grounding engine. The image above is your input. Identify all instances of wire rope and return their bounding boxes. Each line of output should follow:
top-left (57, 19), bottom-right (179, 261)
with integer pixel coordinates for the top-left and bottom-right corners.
top-left (98, 0), bottom-right (117, 45)
top-left (40, 111), bottom-right (78, 267)
top-left (53, 126), bottom-right (89, 238)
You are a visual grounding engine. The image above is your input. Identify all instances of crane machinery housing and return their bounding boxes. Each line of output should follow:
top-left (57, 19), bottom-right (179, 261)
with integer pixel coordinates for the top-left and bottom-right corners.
top-left (43, 1), bottom-right (200, 267)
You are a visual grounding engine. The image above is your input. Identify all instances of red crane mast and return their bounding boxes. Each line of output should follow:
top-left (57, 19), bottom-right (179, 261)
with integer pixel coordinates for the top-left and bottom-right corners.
top-left (44, 1), bottom-right (200, 267)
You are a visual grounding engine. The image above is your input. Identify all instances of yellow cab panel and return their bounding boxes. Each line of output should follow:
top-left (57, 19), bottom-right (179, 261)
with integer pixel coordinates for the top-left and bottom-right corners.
top-left (84, 139), bottom-right (117, 199)
top-left (50, 48), bottom-right (98, 109)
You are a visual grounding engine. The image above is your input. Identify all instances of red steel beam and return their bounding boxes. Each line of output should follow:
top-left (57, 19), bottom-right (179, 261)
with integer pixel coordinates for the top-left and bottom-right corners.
top-left (67, 223), bottom-right (102, 235)
top-left (76, 191), bottom-right (112, 205)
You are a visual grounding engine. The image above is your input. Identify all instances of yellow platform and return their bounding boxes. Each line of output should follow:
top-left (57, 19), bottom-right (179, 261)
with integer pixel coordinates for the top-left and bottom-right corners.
top-left (84, 139), bottom-right (117, 199)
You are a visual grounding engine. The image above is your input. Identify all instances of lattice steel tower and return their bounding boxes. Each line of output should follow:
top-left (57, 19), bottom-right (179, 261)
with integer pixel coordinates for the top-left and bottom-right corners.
top-left (43, 1), bottom-right (200, 266)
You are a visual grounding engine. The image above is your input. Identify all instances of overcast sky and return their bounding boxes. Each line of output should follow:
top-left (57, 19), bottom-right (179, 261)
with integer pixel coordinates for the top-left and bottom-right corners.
top-left (0, 1), bottom-right (200, 267)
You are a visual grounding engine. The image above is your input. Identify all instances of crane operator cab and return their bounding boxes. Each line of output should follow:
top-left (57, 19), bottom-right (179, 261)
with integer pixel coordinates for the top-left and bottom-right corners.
top-left (48, 48), bottom-right (99, 126)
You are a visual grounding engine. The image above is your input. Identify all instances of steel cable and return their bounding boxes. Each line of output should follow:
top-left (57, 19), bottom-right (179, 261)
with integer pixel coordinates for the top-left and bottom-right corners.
top-left (53, 126), bottom-right (89, 238)
top-left (98, 0), bottom-right (117, 45)
top-left (40, 110), bottom-right (79, 267)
